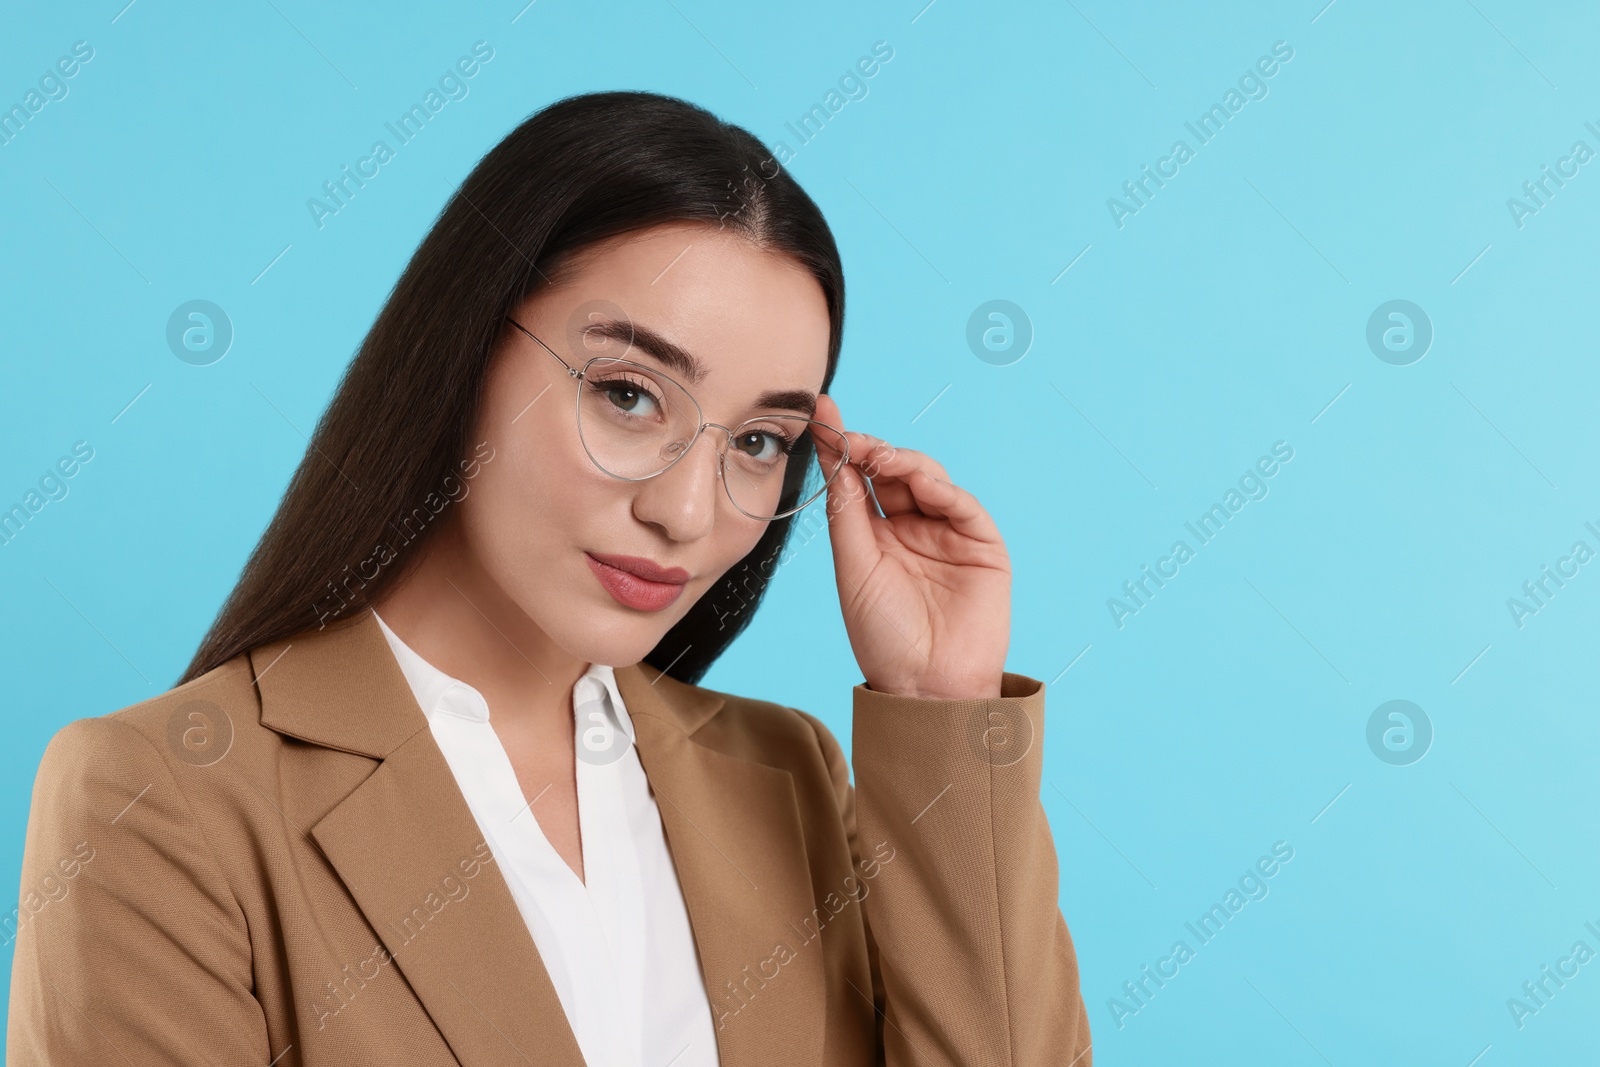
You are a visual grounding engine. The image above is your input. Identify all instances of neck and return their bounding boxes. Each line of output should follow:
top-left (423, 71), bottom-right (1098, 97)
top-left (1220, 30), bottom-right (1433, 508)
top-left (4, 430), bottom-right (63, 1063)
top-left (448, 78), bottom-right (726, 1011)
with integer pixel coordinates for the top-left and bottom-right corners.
top-left (373, 519), bottom-right (586, 721)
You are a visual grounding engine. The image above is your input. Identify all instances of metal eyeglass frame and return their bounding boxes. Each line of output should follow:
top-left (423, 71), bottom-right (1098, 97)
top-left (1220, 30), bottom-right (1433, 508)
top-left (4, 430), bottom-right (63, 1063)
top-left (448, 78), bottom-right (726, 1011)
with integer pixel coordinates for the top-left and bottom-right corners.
top-left (503, 315), bottom-right (850, 521)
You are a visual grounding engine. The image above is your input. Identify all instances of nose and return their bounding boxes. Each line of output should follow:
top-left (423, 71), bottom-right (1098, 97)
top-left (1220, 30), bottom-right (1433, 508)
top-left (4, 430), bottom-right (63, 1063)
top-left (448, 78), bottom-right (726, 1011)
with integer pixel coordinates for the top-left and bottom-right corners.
top-left (629, 425), bottom-right (727, 543)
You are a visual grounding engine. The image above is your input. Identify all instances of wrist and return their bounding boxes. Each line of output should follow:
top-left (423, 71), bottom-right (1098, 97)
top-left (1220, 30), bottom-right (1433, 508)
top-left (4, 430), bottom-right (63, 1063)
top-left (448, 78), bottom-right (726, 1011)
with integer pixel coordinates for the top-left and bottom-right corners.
top-left (865, 680), bottom-right (1004, 701)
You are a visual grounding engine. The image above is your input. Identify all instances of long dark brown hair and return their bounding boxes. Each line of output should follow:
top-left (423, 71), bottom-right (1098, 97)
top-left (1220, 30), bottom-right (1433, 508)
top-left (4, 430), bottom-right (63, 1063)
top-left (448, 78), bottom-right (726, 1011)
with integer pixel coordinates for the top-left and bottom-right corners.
top-left (178, 90), bottom-right (845, 688)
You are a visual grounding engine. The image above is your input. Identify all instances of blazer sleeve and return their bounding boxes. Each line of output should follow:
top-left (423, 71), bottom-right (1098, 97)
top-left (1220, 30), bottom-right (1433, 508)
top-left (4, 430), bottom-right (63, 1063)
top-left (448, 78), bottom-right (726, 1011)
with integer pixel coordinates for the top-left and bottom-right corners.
top-left (799, 672), bottom-right (1092, 1067)
top-left (6, 715), bottom-right (272, 1065)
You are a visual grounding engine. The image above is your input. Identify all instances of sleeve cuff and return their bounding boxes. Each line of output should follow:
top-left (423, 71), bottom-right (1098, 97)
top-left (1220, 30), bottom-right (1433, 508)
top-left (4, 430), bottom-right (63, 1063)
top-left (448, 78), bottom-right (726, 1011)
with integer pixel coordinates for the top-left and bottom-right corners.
top-left (851, 672), bottom-right (1047, 776)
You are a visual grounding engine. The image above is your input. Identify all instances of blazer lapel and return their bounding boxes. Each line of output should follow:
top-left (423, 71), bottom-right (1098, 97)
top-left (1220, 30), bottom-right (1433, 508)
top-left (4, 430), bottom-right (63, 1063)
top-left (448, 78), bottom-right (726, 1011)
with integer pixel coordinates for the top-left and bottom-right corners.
top-left (252, 609), bottom-right (825, 1067)
top-left (252, 612), bottom-right (586, 1067)
top-left (614, 663), bottom-right (826, 1067)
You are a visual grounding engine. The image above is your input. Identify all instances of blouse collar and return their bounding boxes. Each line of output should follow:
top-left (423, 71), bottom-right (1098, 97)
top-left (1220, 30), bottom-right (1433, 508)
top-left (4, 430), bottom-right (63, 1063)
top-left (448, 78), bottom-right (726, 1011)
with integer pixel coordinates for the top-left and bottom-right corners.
top-left (370, 607), bottom-right (633, 741)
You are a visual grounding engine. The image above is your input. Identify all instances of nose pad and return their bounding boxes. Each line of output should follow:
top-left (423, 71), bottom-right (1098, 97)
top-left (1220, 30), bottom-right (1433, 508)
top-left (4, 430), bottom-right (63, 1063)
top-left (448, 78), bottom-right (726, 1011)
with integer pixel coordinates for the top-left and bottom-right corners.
top-left (706, 425), bottom-right (762, 504)
top-left (674, 424), bottom-right (735, 483)
top-left (678, 424), bottom-right (728, 475)
top-left (633, 424), bottom-right (727, 538)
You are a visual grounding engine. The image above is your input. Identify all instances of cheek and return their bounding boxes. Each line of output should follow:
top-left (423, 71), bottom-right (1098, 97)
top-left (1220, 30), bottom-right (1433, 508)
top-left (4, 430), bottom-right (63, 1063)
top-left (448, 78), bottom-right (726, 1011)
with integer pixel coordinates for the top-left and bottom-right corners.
top-left (701, 525), bottom-right (770, 593)
top-left (461, 422), bottom-right (590, 550)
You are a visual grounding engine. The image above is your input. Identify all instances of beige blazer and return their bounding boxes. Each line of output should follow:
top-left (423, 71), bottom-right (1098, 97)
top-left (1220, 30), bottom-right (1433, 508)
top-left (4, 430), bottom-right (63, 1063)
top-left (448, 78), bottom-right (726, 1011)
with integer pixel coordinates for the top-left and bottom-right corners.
top-left (7, 609), bottom-right (1092, 1065)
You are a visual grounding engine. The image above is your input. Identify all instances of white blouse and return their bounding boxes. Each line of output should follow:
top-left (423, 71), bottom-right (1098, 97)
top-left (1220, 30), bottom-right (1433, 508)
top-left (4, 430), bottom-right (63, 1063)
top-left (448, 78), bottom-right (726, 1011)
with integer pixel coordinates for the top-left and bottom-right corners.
top-left (372, 609), bottom-right (721, 1067)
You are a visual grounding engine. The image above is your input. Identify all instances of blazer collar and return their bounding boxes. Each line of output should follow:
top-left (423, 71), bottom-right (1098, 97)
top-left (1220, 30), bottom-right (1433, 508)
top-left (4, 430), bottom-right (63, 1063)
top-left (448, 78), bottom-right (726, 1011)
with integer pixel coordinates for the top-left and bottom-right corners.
top-left (252, 608), bottom-right (728, 756)
top-left (248, 609), bottom-right (824, 1067)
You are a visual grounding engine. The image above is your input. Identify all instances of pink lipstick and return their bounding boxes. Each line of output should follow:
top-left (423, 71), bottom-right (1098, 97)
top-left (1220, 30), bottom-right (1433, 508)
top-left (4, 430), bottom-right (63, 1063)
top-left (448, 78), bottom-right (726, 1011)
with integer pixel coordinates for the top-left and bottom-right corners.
top-left (585, 552), bottom-right (689, 612)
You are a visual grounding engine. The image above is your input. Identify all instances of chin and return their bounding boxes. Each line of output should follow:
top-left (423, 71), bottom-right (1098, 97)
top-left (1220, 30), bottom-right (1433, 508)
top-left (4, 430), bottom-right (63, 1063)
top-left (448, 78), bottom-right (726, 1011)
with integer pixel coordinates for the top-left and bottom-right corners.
top-left (542, 606), bottom-right (674, 669)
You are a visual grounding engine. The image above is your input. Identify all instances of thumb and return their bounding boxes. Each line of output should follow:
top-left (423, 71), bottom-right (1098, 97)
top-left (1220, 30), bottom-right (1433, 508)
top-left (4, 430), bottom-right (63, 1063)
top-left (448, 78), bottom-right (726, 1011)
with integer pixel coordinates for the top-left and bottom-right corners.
top-left (820, 453), bottom-right (880, 587)
top-left (809, 394), bottom-right (880, 584)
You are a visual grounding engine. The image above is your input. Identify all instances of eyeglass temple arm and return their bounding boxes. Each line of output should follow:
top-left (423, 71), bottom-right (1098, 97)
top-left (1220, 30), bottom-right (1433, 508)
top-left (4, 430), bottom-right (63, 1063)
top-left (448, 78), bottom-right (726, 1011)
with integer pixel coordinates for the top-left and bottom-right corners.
top-left (504, 316), bottom-right (578, 375)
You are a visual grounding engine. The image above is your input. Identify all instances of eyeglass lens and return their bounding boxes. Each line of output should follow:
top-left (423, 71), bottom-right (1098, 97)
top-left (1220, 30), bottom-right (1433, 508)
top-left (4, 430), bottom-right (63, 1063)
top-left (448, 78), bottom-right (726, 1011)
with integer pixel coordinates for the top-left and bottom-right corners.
top-left (572, 348), bottom-right (847, 520)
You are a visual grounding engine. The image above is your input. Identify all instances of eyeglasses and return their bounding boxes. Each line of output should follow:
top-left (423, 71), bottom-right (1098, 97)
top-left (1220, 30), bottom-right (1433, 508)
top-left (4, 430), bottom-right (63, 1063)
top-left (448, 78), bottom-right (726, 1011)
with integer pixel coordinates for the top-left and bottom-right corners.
top-left (504, 315), bottom-right (850, 521)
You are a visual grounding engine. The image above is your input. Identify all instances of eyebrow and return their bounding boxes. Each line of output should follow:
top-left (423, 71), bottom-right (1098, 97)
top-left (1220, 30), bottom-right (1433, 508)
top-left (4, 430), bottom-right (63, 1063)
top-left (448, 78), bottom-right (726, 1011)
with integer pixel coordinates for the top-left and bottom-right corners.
top-left (581, 318), bottom-right (819, 419)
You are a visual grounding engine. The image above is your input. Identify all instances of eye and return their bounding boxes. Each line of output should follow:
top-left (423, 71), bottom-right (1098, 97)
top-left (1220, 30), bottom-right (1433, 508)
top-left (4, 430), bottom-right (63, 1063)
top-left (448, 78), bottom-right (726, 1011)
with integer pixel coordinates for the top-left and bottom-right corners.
top-left (732, 428), bottom-right (797, 464)
top-left (590, 375), bottom-right (662, 419)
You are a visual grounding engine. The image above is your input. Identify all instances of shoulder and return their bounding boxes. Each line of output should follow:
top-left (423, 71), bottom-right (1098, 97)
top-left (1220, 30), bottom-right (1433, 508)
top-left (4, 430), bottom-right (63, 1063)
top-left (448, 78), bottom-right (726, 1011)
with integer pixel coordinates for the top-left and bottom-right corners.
top-left (21, 656), bottom-right (269, 919)
top-left (41, 653), bottom-right (261, 772)
top-left (645, 671), bottom-right (851, 802)
top-left (29, 652), bottom-right (271, 850)
top-left (668, 672), bottom-right (840, 755)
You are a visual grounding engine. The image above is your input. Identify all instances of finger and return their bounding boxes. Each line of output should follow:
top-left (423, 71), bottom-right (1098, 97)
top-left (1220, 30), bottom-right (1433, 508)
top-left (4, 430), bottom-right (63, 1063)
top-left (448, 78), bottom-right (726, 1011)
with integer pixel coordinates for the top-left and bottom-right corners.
top-left (811, 396), bottom-right (882, 574)
top-left (810, 395), bottom-right (867, 513)
top-left (891, 468), bottom-right (1004, 544)
top-left (810, 394), bottom-right (850, 471)
top-left (863, 470), bottom-right (916, 518)
top-left (832, 435), bottom-right (911, 516)
top-left (845, 435), bottom-right (950, 484)
top-left (841, 435), bottom-right (950, 517)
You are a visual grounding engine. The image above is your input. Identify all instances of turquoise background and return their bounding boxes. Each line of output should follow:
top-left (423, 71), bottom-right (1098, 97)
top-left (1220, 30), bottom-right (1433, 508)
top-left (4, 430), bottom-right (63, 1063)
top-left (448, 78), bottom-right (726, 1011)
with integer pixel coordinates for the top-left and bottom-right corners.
top-left (3, 0), bottom-right (1597, 1062)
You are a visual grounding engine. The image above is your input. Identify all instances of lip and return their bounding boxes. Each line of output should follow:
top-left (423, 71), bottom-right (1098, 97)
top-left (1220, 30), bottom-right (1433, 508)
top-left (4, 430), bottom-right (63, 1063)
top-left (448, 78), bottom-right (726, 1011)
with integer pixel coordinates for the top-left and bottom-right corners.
top-left (585, 552), bottom-right (690, 612)
top-left (586, 552), bottom-right (690, 584)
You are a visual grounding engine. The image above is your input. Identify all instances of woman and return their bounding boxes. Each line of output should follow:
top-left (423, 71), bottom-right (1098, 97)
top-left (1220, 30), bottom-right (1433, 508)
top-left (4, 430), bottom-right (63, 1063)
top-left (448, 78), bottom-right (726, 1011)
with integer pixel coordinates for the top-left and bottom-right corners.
top-left (7, 91), bottom-right (1091, 1066)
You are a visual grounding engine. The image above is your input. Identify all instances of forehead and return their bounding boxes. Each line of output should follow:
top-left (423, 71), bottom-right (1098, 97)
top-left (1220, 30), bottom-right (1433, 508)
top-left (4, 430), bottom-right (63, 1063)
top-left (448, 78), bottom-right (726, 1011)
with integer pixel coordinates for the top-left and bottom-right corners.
top-left (536, 221), bottom-right (833, 396)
